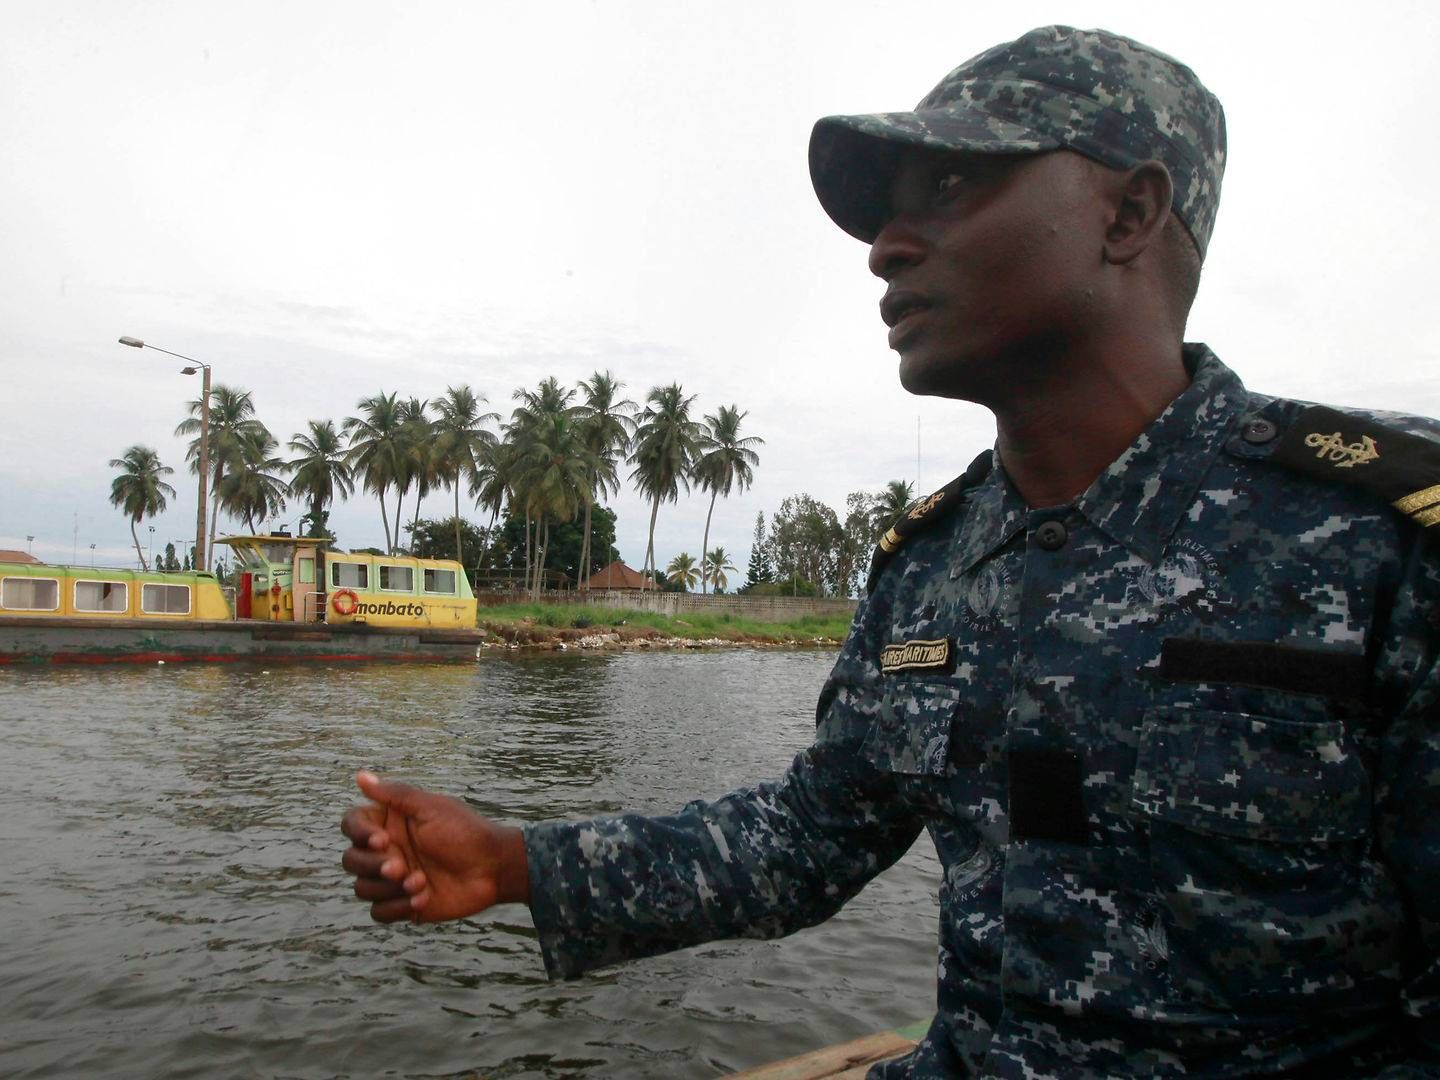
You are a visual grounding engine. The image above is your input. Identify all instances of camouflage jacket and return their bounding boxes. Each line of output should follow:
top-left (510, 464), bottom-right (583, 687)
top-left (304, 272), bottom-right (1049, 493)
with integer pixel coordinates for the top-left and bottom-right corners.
top-left (524, 347), bottom-right (1440, 1078)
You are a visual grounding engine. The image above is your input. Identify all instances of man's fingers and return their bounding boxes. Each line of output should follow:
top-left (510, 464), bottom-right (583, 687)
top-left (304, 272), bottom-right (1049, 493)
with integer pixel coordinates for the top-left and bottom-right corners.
top-left (369, 895), bottom-right (421, 923)
top-left (354, 876), bottom-right (408, 902)
top-left (341, 846), bottom-right (388, 878)
top-left (340, 807), bottom-right (387, 848)
top-left (356, 770), bottom-right (426, 816)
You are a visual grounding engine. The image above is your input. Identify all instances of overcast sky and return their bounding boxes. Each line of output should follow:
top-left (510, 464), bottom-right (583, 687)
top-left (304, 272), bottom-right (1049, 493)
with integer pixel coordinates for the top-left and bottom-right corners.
top-left (3, 1), bottom-right (1437, 573)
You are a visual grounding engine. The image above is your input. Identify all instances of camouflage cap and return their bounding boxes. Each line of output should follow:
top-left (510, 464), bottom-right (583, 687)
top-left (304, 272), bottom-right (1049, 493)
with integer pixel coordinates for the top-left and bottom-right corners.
top-left (809, 26), bottom-right (1227, 258)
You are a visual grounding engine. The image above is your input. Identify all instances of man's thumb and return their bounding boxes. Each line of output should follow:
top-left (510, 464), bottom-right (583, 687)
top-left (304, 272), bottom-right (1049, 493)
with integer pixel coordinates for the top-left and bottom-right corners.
top-left (356, 770), bottom-right (423, 814)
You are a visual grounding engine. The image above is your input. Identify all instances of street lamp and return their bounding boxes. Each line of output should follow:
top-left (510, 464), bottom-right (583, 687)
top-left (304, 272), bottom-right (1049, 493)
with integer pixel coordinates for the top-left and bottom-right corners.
top-left (119, 336), bottom-right (211, 572)
top-left (89, 543), bottom-right (96, 566)
top-left (25, 534), bottom-right (33, 554)
top-left (148, 525), bottom-right (155, 569)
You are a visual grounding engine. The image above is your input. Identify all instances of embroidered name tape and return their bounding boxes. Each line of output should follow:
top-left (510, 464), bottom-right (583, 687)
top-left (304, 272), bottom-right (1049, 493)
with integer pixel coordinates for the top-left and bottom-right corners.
top-left (880, 637), bottom-right (953, 674)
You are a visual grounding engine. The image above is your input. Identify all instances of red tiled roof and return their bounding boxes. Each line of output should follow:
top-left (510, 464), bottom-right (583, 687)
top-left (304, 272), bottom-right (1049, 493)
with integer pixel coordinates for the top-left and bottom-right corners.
top-left (579, 560), bottom-right (658, 590)
top-left (0, 550), bottom-right (40, 564)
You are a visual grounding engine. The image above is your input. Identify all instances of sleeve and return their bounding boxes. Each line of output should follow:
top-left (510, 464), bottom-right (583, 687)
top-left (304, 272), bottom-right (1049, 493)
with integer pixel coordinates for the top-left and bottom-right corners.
top-left (522, 596), bottom-right (924, 980)
top-left (1372, 534), bottom-right (1440, 1072)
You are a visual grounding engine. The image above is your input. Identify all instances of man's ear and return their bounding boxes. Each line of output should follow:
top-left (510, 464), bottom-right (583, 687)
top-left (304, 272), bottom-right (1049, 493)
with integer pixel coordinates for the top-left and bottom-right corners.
top-left (1103, 161), bottom-right (1173, 265)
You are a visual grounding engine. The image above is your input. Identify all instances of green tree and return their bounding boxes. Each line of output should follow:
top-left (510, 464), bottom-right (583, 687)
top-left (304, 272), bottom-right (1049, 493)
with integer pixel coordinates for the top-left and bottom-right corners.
top-left (667, 551), bottom-right (700, 591)
top-left (343, 391), bottom-right (408, 553)
top-left (161, 542), bottom-right (180, 572)
top-left (702, 547), bottom-right (737, 593)
top-left (576, 370), bottom-right (635, 583)
top-left (405, 516), bottom-right (492, 574)
top-left (628, 383), bottom-right (702, 580)
top-left (285, 419), bottom-right (354, 538)
top-left (507, 379), bottom-right (595, 594)
top-left (175, 384), bottom-right (269, 558)
top-left (870, 479), bottom-right (916, 537)
top-left (432, 385), bottom-right (498, 565)
top-left (693, 404), bottom-right (763, 594)
top-left (108, 445), bottom-right (176, 570)
top-left (768, 493), bottom-right (844, 596)
top-left (215, 428), bottom-right (288, 533)
top-left (742, 511), bottom-right (773, 592)
top-left (487, 505), bottom-right (616, 586)
top-left (393, 396), bottom-right (437, 551)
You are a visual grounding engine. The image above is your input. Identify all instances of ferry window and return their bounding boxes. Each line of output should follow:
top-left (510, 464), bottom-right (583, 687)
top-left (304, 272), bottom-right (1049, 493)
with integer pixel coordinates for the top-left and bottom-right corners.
top-left (424, 568), bottom-right (456, 594)
top-left (74, 580), bottom-right (128, 613)
top-left (298, 558), bottom-right (314, 585)
top-left (261, 543), bottom-right (293, 564)
top-left (1, 576), bottom-right (59, 611)
top-left (141, 583), bottom-right (192, 615)
top-left (331, 563), bottom-right (367, 589)
top-left (379, 564), bottom-right (414, 592)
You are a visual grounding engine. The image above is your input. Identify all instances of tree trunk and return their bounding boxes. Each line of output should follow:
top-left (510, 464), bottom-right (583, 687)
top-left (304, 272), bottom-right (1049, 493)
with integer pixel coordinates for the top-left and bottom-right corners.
top-left (392, 486), bottom-right (405, 554)
top-left (645, 495), bottom-right (660, 580)
top-left (130, 518), bottom-right (147, 571)
top-left (580, 499), bottom-right (593, 586)
top-left (379, 488), bottom-right (392, 553)
top-left (700, 490), bottom-right (717, 594)
top-left (453, 477), bottom-right (464, 563)
top-left (524, 512), bottom-right (533, 593)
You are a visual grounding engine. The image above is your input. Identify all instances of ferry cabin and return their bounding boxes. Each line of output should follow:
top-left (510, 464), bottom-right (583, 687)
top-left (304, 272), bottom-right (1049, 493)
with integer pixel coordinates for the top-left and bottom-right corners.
top-left (218, 534), bottom-right (476, 629)
top-left (0, 562), bottom-right (231, 621)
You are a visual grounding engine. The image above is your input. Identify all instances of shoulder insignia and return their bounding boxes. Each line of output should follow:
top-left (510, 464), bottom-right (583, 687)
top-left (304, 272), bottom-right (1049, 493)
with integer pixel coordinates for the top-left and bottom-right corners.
top-left (866, 449), bottom-right (992, 594)
top-left (1267, 405), bottom-right (1440, 528)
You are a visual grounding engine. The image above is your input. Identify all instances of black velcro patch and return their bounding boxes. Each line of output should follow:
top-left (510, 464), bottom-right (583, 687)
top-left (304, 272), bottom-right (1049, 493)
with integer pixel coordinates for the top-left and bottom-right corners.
top-left (1160, 638), bottom-right (1368, 701)
top-left (1270, 406), bottom-right (1440, 528)
top-left (1008, 749), bottom-right (1087, 844)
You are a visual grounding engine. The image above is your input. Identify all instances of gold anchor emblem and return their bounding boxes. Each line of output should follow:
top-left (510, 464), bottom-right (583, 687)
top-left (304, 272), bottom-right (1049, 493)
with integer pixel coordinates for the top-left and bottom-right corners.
top-left (907, 491), bottom-right (945, 520)
top-left (1303, 431), bottom-right (1380, 469)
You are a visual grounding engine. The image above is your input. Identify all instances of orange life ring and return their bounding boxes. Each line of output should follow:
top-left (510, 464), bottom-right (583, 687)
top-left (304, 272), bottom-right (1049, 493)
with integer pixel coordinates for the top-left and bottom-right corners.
top-left (331, 588), bottom-right (359, 616)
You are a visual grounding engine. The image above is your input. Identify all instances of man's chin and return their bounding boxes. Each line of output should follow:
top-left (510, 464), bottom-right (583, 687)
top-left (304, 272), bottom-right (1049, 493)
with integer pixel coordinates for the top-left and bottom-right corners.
top-left (897, 353), bottom-right (969, 400)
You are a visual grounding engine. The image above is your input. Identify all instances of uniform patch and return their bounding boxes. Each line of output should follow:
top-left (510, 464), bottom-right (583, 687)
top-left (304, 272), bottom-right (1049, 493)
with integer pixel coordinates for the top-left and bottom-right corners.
top-left (880, 637), bottom-right (953, 674)
top-left (1270, 405), bottom-right (1440, 527)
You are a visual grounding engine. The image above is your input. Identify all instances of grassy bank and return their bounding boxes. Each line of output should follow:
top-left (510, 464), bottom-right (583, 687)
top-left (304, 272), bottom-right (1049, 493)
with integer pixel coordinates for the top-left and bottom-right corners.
top-left (475, 601), bottom-right (853, 646)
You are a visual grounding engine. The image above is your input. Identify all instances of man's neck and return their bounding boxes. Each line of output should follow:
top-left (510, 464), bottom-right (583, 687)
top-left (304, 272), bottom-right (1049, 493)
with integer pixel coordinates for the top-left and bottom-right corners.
top-left (990, 339), bottom-right (1190, 509)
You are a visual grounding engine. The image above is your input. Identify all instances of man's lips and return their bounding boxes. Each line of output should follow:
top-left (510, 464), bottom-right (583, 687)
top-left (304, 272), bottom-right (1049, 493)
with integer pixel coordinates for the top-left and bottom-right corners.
top-left (880, 290), bottom-right (931, 329)
top-left (880, 290), bottom-right (931, 346)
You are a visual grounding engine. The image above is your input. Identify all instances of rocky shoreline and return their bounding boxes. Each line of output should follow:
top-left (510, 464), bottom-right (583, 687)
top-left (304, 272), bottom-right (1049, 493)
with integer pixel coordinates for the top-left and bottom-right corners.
top-left (475, 620), bottom-right (842, 652)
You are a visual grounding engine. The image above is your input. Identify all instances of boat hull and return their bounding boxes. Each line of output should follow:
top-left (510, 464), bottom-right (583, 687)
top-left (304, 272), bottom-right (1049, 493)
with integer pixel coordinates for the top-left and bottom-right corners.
top-left (0, 615), bottom-right (485, 665)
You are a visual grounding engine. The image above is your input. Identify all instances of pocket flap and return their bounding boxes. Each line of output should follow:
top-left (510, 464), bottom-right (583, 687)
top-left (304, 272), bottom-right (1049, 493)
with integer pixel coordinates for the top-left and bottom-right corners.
top-left (863, 680), bottom-right (958, 776)
top-left (1131, 708), bottom-right (1370, 842)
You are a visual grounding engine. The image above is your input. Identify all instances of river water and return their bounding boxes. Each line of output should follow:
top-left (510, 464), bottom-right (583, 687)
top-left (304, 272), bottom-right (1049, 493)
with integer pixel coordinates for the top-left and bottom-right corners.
top-left (1, 651), bottom-right (939, 1079)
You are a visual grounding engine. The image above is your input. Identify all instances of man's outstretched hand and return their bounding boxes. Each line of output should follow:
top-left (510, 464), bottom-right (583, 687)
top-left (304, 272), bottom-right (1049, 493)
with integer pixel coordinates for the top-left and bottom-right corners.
top-left (340, 771), bottom-right (530, 923)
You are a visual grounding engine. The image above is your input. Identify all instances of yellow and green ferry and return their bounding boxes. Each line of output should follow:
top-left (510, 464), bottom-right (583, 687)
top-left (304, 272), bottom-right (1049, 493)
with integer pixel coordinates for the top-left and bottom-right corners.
top-left (0, 532), bottom-right (483, 665)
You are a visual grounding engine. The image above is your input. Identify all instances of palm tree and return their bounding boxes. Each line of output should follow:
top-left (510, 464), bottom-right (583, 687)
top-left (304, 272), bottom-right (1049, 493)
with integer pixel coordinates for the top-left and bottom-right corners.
top-left (511, 406), bottom-right (593, 594)
top-left (108, 445), bottom-right (175, 570)
top-left (628, 384), bottom-right (702, 580)
top-left (432, 385), bottom-right (498, 563)
top-left (343, 391), bottom-right (407, 553)
top-left (176, 384), bottom-right (268, 557)
top-left (693, 405), bottom-right (763, 593)
top-left (667, 552), bottom-right (700, 591)
top-left (285, 420), bottom-right (354, 537)
top-left (702, 547), bottom-right (737, 593)
top-left (392, 396), bottom-right (434, 552)
top-left (576, 371), bottom-right (635, 584)
top-left (870, 479), bottom-right (916, 538)
top-left (216, 428), bottom-right (287, 533)
top-left (508, 378), bottom-right (582, 591)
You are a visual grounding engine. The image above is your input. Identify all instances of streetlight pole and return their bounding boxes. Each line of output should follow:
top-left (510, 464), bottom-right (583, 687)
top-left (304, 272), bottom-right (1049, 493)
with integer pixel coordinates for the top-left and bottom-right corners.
top-left (118, 336), bottom-right (211, 572)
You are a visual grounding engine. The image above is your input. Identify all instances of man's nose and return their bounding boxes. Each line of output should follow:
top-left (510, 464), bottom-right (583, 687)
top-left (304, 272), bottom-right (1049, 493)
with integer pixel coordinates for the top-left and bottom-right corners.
top-left (868, 215), bottom-right (926, 281)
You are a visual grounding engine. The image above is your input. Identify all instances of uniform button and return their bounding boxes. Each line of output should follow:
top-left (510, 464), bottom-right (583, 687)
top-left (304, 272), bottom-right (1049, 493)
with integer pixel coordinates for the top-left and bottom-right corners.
top-left (1035, 520), bottom-right (1068, 550)
top-left (1240, 417), bottom-right (1278, 445)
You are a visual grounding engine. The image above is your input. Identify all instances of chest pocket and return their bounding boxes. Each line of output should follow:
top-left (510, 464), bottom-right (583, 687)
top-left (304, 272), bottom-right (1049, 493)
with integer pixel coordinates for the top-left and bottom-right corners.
top-left (862, 679), bottom-right (959, 777)
top-left (1131, 708), bottom-right (1370, 842)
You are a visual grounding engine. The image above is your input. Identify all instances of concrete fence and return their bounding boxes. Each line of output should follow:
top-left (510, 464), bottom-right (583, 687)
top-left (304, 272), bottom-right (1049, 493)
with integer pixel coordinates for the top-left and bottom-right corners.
top-left (473, 589), bottom-right (858, 623)
top-left (577, 591), bottom-right (857, 623)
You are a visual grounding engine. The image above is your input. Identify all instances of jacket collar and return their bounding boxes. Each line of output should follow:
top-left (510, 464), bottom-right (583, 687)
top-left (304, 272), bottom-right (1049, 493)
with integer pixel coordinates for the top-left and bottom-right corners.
top-left (954, 345), bottom-right (1248, 573)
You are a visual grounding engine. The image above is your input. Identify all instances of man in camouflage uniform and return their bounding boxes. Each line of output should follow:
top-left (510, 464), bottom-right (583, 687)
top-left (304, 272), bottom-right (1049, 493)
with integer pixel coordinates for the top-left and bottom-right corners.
top-left (341, 27), bottom-right (1440, 1077)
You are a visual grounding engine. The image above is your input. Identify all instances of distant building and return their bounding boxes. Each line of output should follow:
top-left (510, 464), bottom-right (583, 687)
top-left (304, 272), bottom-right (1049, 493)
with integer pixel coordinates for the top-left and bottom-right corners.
top-left (579, 561), bottom-right (658, 591)
top-left (0, 550), bottom-right (41, 564)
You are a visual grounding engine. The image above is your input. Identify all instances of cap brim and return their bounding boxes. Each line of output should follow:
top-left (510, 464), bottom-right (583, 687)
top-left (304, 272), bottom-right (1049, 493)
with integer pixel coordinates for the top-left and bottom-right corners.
top-left (809, 110), bottom-right (1058, 243)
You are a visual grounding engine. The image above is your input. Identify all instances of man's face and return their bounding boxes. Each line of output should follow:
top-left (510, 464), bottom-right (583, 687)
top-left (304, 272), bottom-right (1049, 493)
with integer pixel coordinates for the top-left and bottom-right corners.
top-left (869, 148), bottom-right (1107, 404)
